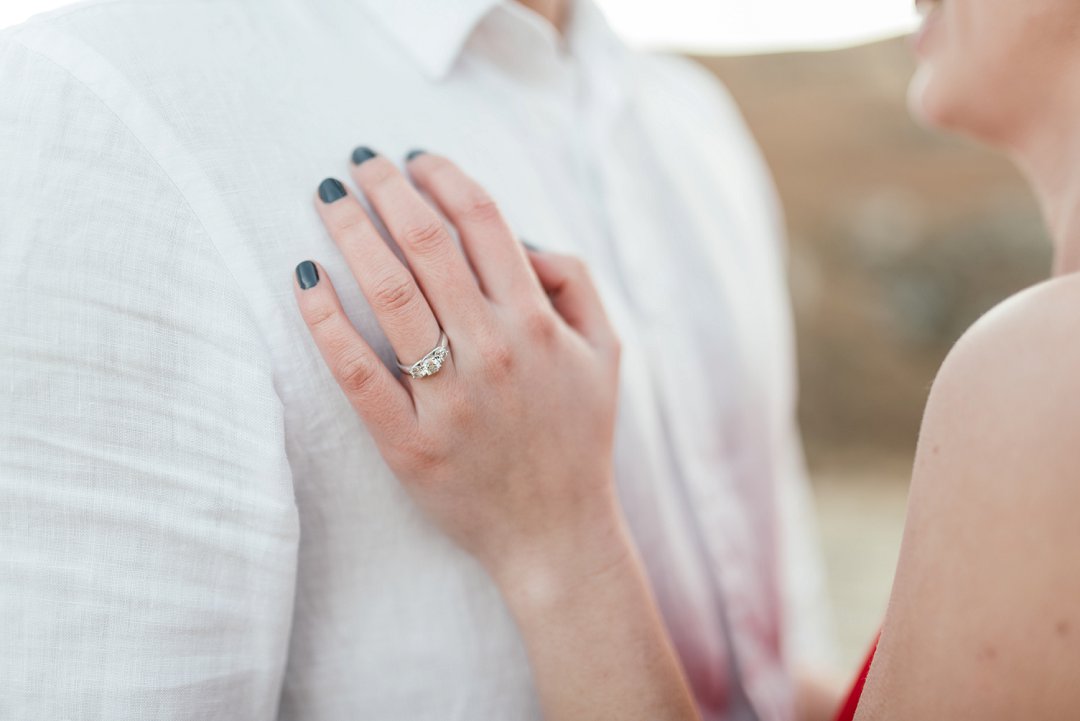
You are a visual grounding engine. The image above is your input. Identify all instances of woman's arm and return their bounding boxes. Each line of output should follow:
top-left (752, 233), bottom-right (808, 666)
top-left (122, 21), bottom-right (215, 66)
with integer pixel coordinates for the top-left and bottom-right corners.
top-left (494, 501), bottom-right (700, 721)
top-left (292, 150), bottom-right (699, 721)
top-left (855, 276), bottom-right (1080, 720)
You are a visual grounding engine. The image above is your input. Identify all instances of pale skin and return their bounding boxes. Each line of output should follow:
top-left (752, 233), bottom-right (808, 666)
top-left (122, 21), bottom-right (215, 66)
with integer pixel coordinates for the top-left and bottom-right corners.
top-left (294, 0), bottom-right (1080, 718)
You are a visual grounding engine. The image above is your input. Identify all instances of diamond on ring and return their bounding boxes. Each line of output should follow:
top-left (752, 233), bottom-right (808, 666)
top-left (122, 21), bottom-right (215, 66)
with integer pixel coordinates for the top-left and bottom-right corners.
top-left (397, 331), bottom-right (450, 380)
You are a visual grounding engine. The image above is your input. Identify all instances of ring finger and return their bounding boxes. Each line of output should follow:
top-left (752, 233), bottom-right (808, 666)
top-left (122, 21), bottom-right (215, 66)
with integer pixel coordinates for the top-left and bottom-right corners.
top-left (314, 177), bottom-right (450, 381)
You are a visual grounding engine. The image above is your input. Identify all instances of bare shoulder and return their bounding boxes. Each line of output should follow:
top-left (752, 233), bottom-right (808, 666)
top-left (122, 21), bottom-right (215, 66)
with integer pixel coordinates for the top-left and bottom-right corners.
top-left (855, 274), bottom-right (1080, 721)
top-left (923, 273), bottom-right (1080, 459)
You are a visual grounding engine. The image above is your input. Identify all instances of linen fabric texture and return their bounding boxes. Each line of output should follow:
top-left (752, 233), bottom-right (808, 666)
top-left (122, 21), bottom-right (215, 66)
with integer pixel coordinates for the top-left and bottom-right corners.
top-left (0, 0), bottom-right (834, 718)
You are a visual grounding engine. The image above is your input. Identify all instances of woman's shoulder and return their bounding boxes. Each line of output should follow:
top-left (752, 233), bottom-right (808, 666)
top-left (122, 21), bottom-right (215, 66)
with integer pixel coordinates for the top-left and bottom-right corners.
top-left (949, 271), bottom-right (1080, 355)
top-left (855, 274), bottom-right (1080, 720)
top-left (924, 272), bottom-right (1080, 462)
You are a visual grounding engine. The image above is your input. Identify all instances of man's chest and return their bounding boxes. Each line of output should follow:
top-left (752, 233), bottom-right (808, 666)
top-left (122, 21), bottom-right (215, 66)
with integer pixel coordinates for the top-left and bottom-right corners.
top-left (185, 69), bottom-right (794, 716)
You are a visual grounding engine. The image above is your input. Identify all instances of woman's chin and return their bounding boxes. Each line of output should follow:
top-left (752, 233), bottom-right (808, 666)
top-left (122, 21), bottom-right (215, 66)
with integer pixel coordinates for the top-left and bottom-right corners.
top-left (907, 65), bottom-right (1009, 151)
top-left (907, 64), bottom-right (966, 134)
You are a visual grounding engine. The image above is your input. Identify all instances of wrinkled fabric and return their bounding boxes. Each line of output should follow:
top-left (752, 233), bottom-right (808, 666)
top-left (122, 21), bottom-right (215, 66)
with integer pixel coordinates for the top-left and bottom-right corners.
top-left (0, 1), bottom-right (833, 719)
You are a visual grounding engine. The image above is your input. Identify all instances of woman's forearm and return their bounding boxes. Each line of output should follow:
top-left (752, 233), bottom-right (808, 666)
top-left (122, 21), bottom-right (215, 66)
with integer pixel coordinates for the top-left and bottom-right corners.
top-left (491, 502), bottom-right (701, 721)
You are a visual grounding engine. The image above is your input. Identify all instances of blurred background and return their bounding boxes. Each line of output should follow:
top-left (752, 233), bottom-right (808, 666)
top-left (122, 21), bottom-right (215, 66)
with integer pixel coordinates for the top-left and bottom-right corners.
top-left (610, 0), bottom-right (1052, 670)
top-left (2, 0), bottom-right (1053, 672)
top-left (688, 28), bottom-right (1051, 669)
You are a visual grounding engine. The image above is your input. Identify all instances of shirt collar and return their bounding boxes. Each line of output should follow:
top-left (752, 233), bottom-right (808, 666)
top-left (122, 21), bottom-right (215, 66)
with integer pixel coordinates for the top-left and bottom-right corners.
top-left (358, 0), bottom-right (629, 86)
top-left (358, 0), bottom-right (502, 81)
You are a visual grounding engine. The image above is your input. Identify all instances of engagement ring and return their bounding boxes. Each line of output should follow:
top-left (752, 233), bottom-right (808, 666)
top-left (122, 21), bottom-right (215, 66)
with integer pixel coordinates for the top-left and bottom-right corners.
top-left (396, 330), bottom-right (450, 380)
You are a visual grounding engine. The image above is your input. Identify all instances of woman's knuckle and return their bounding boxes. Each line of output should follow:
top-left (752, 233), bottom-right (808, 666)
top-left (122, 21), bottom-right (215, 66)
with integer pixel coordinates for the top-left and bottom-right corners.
top-left (609, 337), bottom-right (623, 365)
top-left (404, 433), bottom-right (445, 472)
top-left (523, 309), bottom-right (557, 342)
top-left (401, 220), bottom-right (447, 255)
top-left (483, 340), bottom-right (516, 376)
top-left (307, 304), bottom-right (338, 333)
top-left (567, 255), bottom-right (589, 278)
top-left (336, 351), bottom-right (377, 395)
top-left (371, 275), bottom-right (418, 315)
top-left (472, 319), bottom-right (509, 362)
top-left (460, 193), bottom-right (500, 224)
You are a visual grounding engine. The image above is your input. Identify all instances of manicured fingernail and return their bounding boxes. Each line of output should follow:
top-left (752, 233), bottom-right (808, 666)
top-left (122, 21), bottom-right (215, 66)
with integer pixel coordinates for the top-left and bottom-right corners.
top-left (351, 146), bottom-right (377, 165)
top-left (296, 260), bottom-right (320, 290)
top-left (318, 178), bottom-right (346, 203)
top-left (521, 239), bottom-right (542, 252)
top-left (405, 149), bottom-right (426, 162)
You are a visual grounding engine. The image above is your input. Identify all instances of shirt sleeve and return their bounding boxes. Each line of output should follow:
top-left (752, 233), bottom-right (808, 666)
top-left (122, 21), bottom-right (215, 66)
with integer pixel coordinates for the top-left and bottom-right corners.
top-left (0, 32), bottom-right (299, 720)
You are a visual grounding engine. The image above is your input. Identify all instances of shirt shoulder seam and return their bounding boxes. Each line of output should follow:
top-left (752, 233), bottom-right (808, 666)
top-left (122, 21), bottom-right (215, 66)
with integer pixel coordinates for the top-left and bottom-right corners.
top-left (4, 28), bottom-right (281, 381)
top-left (3, 31), bottom-right (243, 297)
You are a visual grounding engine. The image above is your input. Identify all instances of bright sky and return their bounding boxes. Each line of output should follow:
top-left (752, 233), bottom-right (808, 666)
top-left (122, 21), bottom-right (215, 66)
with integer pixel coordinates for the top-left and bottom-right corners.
top-left (0, 0), bottom-right (920, 53)
top-left (596, 0), bottom-right (920, 53)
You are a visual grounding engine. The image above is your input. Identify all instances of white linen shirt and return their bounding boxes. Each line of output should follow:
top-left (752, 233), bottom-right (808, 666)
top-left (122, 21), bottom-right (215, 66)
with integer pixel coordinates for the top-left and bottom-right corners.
top-left (0, 0), bottom-right (833, 719)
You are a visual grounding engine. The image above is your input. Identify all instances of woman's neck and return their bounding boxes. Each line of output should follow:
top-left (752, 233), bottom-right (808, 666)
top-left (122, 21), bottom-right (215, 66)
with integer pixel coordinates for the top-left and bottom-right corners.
top-left (1011, 92), bottom-right (1080, 276)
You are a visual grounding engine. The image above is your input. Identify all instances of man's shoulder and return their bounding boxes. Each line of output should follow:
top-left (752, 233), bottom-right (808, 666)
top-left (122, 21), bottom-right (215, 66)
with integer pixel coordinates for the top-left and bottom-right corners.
top-left (627, 50), bottom-right (783, 238)
top-left (631, 51), bottom-right (746, 125)
top-left (1, 0), bottom-right (369, 90)
top-left (1, 0), bottom-right (114, 39)
top-left (0, 0), bottom-right (213, 137)
top-left (3, 0), bottom-right (193, 47)
top-left (1, 0), bottom-right (227, 89)
top-left (628, 50), bottom-right (769, 184)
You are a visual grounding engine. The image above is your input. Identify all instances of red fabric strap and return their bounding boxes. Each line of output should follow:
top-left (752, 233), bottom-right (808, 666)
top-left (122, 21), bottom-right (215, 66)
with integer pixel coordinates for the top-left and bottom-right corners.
top-left (833, 635), bottom-right (880, 721)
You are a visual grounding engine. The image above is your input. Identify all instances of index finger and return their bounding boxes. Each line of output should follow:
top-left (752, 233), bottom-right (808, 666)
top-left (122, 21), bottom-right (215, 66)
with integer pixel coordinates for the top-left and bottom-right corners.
top-left (292, 259), bottom-right (416, 445)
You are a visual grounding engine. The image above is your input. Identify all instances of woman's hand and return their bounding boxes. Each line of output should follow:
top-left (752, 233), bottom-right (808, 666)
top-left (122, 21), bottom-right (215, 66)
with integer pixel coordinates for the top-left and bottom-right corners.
top-left (292, 149), bottom-right (624, 590)
top-left (293, 149), bottom-right (699, 721)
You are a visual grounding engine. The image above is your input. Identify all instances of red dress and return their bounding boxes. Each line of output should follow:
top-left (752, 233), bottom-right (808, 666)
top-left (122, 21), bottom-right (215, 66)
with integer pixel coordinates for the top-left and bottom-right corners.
top-left (833, 637), bottom-right (879, 721)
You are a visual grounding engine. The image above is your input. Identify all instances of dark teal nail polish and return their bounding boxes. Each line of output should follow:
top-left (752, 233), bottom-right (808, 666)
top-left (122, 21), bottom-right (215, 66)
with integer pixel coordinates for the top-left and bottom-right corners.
top-left (318, 178), bottom-right (346, 203)
top-left (296, 260), bottom-right (319, 289)
top-left (405, 149), bottom-right (426, 162)
top-left (521, 239), bottom-right (542, 252)
top-left (351, 146), bottom-right (377, 165)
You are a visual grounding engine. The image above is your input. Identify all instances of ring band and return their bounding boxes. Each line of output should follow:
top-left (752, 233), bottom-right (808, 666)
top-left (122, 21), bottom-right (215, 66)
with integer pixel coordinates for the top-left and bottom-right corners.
top-left (396, 330), bottom-right (450, 379)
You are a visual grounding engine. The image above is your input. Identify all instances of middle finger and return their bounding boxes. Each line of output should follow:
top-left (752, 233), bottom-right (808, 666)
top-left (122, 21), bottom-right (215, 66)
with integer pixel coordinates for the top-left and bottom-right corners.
top-left (350, 151), bottom-right (490, 338)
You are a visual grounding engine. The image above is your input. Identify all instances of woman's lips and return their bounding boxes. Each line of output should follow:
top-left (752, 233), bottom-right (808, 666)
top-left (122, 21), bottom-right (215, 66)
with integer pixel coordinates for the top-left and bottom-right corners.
top-left (915, 0), bottom-right (941, 20)
top-left (911, 0), bottom-right (943, 56)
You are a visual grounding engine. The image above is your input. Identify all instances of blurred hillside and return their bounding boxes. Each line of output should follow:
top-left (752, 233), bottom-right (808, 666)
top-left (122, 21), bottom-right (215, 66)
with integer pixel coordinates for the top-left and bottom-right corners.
top-left (694, 38), bottom-right (1052, 469)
